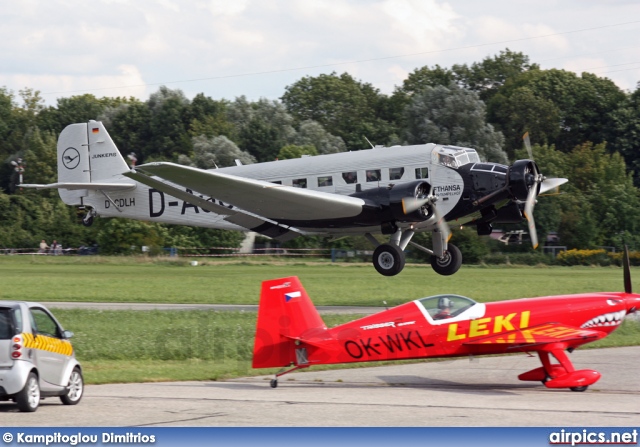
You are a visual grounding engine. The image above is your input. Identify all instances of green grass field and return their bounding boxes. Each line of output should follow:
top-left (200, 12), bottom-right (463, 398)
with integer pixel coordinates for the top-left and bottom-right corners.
top-left (0, 255), bottom-right (637, 306)
top-left (1, 256), bottom-right (638, 384)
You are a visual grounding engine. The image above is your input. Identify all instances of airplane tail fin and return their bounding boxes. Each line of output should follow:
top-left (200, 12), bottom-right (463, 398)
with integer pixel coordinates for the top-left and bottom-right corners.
top-left (21, 121), bottom-right (133, 205)
top-left (252, 276), bottom-right (328, 369)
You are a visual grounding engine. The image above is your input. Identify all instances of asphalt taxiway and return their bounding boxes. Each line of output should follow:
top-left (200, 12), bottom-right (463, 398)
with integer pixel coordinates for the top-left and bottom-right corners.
top-left (1, 346), bottom-right (638, 426)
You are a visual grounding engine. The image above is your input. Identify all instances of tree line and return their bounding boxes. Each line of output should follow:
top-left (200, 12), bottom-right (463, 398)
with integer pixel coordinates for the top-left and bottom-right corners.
top-left (1, 48), bottom-right (639, 255)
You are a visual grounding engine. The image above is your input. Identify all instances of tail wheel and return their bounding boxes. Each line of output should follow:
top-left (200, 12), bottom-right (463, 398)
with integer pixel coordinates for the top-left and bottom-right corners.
top-left (430, 244), bottom-right (462, 276)
top-left (570, 386), bottom-right (588, 392)
top-left (372, 243), bottom-right (406, 276)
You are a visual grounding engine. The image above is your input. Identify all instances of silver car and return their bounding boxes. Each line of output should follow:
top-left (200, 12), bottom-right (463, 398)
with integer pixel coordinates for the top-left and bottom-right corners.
top-left (0, 301), bottom-right (83, 412)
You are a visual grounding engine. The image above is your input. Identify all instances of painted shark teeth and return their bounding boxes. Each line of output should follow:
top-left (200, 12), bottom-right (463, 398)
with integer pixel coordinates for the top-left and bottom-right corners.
top-left (581, 310), bottom-right (627, 328)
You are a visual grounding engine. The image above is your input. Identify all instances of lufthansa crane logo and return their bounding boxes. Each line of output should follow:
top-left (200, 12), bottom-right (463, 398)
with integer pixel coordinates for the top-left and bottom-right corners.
top-left (62, 147), bottom-right (80, 170)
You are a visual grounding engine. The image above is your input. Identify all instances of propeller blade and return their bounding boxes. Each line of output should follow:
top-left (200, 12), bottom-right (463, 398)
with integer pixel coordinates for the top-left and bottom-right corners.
top-left (524, 185), bottom-right (538, 249)
top-left (523, 132), bottom-right (533, 160)
top-left (432, 201), bottom-right (451, 242)
top-left (402, 197), bottom-right (430, 214)
top-left (539, 177), bottom-right (568, 194)
top-left (624, 245), bottom-right (632, 294)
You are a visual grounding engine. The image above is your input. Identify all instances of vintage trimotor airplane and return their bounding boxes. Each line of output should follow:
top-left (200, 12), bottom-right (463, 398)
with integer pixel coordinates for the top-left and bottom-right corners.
top-left (23, 121), bottom-right (566, 276)
top-left (253, 248), bottom-right (640, 391)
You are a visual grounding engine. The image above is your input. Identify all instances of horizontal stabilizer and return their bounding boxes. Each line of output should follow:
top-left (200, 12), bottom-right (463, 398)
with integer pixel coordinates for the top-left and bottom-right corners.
top-left (20, 182), bottom-right (136, 191)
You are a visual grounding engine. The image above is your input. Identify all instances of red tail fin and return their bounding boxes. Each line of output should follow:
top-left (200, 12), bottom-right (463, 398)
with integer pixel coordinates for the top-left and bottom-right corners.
top-left (252, 276), bottom-right (327, 368)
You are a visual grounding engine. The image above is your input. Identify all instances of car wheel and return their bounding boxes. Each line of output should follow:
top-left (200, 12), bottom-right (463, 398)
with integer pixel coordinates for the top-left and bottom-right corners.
top-left (60, 367), bottom-right (84, 405)
top-left (16, 372), bottom-right (40, 412)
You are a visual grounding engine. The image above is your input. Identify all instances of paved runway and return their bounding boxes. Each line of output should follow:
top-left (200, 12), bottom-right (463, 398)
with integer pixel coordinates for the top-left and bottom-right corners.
top-left (1, 346), bottom-right (638, 426)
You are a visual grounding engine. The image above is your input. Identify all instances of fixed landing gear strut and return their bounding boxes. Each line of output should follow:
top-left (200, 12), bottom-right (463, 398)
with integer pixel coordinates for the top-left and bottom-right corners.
top-left (518, 344), bottom-right (601, 391)
top-left (366, 228), bottom-right (462, 277)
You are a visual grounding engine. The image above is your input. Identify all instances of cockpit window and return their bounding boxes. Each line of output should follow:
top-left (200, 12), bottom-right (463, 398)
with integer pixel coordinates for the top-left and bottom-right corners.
top-left (417, 294), bottom-right (477, 320)
top-left (432, 146), bottom-right (480, 169)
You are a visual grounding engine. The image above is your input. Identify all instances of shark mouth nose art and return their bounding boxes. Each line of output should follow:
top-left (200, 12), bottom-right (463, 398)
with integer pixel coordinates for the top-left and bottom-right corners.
top-left (581, 310), bottom-right (627, 328)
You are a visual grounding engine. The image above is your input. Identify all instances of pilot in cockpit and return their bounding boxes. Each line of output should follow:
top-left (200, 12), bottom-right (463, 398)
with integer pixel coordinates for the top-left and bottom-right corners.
top-left (434, 297), bottom-right (453, 320)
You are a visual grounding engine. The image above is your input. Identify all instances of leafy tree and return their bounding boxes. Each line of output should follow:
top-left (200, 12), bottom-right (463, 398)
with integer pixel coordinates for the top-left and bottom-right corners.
top-left (293, 120), bottom-right (346, 154)
top-left (452, 48), bottom-right (539, 102)
top-left (609, 84), bottom-right (640, 186)
top-left (96, 219), bottom-right (168, 255)
top-left (183, 135), bottom-right (255, 169)
top-left (227, 97), bottom-right (296, 162)
top-left (488, 69), bottom-right (626, 154)
top-left (0, 88), bottom-right (16, 159)
top-left (404, 83), bottom-right (508, 163)
top-left (21, 127), bottom-right (57, 191)
top-left (277, 144), bottom-right (317, 160)
top-left (101, 100), bottom-right (152, 164)
top-left (282, 72), bottom-right (397, 150)
top-left (188, 94), bottom-right (236, 140)
top-left (487, 87), bottom-right (561, 158)
top-left (144, 86), bottom-right (192, 161)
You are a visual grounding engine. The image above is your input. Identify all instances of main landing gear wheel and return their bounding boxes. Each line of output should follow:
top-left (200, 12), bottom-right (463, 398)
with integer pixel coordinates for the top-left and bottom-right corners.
top-left (430, 244), bottom-right (462, 276)
top-left (372, 243), bottom-right (405, 276)
top-left (270, 379), bottom-right (278, 388)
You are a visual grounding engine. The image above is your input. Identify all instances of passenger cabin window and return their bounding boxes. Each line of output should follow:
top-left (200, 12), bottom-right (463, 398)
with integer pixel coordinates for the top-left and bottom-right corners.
top-left (417, 294), bottom-right (477, 321)
top-left (318, 176), bottom-right (333, 187)
top-left (366, 169), bottom-right (381, 182)
top-left (415, 167), bottom-right (429, 179)
top-left (271, 180), bottom-right (282, 185)
top-left (342, 171), bottom-right (357, 184)
top-left (292, 178), bottom-right (307, 188)
top-left (389, 167), bottom-right (404, 180)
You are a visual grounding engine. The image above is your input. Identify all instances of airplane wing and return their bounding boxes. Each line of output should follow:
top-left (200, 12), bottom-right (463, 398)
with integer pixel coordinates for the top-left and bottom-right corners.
top-left (464, 322), bottom-right (606, 349)
top-left (126, 162), bottom-right (367, 222)
top-left (20, 182), bottom-right (136, 191)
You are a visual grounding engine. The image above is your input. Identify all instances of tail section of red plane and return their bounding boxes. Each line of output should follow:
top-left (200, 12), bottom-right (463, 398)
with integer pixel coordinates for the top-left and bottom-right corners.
top-left (252, 276), bottom-right (329, 369)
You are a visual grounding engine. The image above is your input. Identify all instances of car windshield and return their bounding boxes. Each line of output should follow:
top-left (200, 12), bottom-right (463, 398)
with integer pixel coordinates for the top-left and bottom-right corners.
top-left (416, 294), bottom-right (477, 320)
top-left (432, 146), bottom-right (480, 169)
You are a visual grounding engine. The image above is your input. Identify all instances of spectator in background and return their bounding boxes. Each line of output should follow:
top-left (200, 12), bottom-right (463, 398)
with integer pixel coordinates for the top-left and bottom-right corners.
top-left (51, 240), bottom-right (62, 255)
top-left (38, 239), bottom-right (49, 254)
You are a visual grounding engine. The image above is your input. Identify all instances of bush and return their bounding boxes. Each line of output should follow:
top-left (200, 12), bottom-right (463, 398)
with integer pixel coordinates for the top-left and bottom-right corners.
top-left (556, 249), bottom-right (611, 266)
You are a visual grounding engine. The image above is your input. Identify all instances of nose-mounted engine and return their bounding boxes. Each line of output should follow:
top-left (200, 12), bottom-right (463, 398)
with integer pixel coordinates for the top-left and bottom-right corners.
top-left (508, 159), bottom-right (541, 202)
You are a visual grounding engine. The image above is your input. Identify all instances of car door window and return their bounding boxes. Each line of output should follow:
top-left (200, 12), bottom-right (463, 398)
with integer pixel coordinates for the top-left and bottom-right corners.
top-left (30, 308), bottom-right (61, 338)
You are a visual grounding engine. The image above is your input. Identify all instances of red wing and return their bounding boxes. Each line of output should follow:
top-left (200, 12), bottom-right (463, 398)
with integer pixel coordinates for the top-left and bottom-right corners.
top-left (463, 322), bottom-right (606, 348)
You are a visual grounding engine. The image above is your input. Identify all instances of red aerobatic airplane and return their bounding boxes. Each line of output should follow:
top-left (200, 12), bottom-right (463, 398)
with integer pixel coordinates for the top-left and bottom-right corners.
top-left (253, 249), bottom-right (640, 391)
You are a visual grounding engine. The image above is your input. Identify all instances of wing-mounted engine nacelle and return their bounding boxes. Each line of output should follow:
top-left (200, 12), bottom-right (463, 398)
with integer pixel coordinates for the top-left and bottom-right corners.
top-left (350, 180), bottom-right (433, 223)
top-left (387, 180), bottom-right (433, 222)
top-left (508, 159), bottom-right (540, 201)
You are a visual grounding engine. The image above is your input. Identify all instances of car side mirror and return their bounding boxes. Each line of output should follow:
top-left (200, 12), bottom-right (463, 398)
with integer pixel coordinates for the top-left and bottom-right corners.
top-left (62, 330), bottom-right (74, 339)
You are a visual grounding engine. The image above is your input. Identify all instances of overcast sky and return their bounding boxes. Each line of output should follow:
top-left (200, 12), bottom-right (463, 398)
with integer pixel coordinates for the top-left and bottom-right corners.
top-left (2, 0), bottom-right (639, 106)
